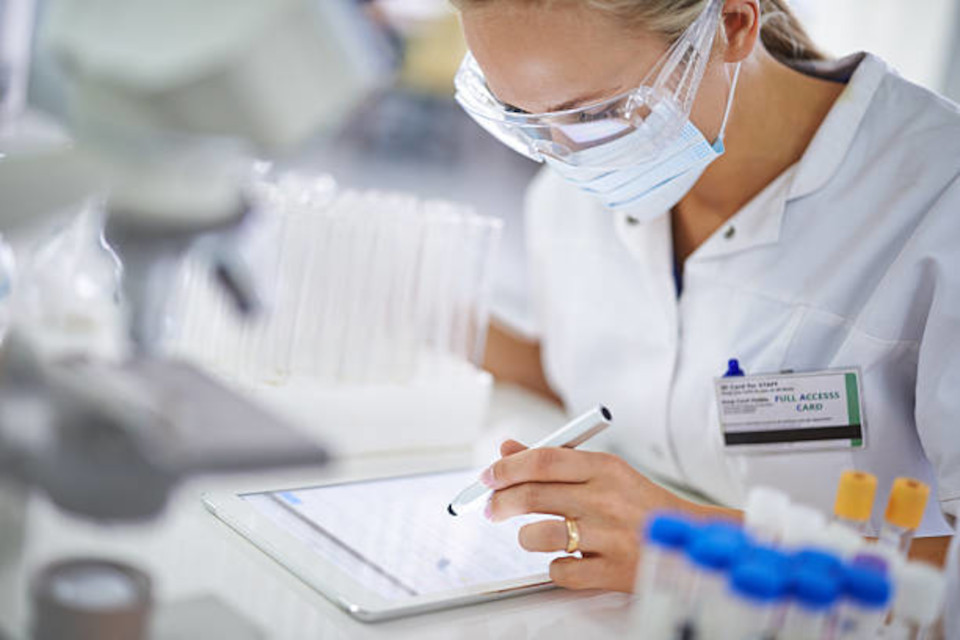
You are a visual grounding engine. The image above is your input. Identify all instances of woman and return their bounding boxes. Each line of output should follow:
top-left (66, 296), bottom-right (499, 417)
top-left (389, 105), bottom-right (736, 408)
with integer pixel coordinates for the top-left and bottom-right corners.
top-left (452, 0), bottom-right (960, 592)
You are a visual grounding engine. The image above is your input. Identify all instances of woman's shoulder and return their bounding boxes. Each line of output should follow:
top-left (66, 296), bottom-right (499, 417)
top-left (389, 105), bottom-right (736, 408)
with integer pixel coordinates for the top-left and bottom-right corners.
top-left (803, 54), bottom-right (960, 228)
top-left (860, 54), bottom-right (960, 171)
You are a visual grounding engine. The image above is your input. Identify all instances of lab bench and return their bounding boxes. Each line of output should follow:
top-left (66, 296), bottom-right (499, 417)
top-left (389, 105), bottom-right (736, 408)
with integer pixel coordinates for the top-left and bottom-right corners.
top-left (0, 384), bottom-right (637, 640)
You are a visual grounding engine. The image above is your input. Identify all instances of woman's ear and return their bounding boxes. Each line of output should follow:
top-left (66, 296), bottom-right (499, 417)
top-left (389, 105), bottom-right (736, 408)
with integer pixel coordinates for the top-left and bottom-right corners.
top-left (722, 0), bottom-right (761, 63)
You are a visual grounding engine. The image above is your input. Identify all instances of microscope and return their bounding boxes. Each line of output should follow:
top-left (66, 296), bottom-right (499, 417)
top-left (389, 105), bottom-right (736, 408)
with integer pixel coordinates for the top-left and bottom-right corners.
top-left (0, 0), bottom-right (390, 635)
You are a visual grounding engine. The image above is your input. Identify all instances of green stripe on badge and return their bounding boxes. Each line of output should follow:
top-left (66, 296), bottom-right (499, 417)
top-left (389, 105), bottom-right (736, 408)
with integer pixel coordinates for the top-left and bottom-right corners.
top-left (845, 373), bottom-right (861, 426)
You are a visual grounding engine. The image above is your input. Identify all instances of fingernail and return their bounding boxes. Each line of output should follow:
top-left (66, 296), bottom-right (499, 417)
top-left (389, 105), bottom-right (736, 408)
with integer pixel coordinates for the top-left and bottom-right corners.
top-left (480, 467), bottom-right (496, 489)
top-left (483, 501), bottom-right (493, 521)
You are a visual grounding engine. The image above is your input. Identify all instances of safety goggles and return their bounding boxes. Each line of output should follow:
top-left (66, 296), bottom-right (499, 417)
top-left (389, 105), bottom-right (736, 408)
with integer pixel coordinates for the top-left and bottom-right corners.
top-left (454, 0), bottom-right (724, 167)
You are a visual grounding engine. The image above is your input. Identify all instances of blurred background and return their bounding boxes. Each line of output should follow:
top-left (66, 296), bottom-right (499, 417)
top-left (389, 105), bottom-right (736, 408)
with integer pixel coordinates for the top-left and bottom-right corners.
top-left (306, 0), bottom-right (960, 338)
top-left (321, 0), bottom-right (960, 337)
top-left (1, 2), bottom-right (957, 633)
top-left (18, 0), bottom-right (960, 337)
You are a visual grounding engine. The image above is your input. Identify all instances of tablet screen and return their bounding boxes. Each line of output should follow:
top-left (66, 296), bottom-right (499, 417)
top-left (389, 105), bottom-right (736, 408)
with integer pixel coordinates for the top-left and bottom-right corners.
top-left (242, 470), bottom-right (563, 601)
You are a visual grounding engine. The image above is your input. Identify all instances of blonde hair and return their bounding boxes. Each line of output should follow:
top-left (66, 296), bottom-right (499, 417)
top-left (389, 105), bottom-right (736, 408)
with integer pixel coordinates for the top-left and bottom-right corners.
top-left (452, 0), bottom-right (825, 64)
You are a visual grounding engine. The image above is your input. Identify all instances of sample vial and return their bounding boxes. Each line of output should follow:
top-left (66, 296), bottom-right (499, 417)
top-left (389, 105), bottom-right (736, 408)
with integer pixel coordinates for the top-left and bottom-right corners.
top-left (835, 565), bottom-right (892, 639)
top-left (879, 478), bottom-right (930, 556)
top-left (833, 470), bottom-right (878, 534)
top-left (744, 486), bottom-right (791, 544)
top-left (717, 549), bottom-right (790, 638)
top-left (684, 522), bottom-right (751, 636)
top-left (884, 561), bottom-right (946, 640)
top-left (779, 566), bottom-right (841, 640)
top-left (819, 522), bottom-right (867, 560)
top-left (631, 514), bottom-right (697, 640)
top-left (780, 503), bottom-right (827, 550)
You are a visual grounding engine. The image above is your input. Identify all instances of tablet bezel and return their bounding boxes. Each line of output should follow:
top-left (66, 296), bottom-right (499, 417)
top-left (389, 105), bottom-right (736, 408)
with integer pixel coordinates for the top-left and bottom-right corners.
top-left (201, 471), bottom-right (557, 622)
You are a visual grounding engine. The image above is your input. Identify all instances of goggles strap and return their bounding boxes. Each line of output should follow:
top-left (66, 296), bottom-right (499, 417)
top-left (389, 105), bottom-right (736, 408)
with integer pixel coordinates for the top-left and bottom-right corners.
top-left (716, 62), bottom-right (742, 143)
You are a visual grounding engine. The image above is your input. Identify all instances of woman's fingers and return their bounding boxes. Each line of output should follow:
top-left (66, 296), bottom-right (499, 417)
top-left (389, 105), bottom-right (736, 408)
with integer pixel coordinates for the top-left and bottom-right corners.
top-left (483, 447), bottom-right (607, 490)
top-left (499, 439), bottom-right (528, 457)
top-left (516, 518), bottom-right (615, 554)
top-left (518, 519), bottom-right (636, 560)
top-left (549, 556), bottom-right (634, 592)
top-left (487, 481), bottom-right (592, 522)
top-left (518, 518), bottom-right (579, 552)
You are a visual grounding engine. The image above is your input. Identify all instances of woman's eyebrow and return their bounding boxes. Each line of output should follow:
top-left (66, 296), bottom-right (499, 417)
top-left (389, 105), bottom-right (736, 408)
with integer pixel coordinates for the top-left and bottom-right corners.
top-left (503, 86), bottom-right (625, 115)
top-left (546, 88), bottom-right (618, 113)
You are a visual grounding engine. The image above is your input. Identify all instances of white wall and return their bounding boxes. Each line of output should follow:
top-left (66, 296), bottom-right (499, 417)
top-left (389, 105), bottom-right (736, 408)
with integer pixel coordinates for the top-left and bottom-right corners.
top-left (793, 0), bottom-right (960, 97)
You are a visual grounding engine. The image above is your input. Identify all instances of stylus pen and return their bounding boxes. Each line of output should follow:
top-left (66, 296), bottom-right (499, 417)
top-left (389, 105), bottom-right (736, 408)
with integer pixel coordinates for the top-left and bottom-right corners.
top-left (446, 405), bottom-right (613, 516)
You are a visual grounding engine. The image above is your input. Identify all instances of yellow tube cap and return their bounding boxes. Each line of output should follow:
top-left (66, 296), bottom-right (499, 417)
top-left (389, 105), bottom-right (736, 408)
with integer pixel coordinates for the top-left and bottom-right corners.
top-left (834, 470), bottom-right (878, 522)
top-left (884, 477), bottom-right (930, 530)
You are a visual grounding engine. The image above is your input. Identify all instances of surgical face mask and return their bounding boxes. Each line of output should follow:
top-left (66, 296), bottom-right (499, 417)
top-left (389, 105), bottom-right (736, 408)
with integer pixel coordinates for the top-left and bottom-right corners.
top-left (545, 64), bottom-right (740, 221)
top-left (455, 0), bottom-right (727, 167)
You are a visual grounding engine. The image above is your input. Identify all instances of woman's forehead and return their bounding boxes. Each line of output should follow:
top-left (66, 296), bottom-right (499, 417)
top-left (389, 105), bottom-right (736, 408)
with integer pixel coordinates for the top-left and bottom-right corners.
top-left (461, 3), bottom-right (666, 114)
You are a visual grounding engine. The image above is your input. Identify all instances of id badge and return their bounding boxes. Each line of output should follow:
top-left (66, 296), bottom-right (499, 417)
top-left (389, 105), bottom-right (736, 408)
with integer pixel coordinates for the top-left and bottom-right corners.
top-left (714, 368), bottom-right (866, 454)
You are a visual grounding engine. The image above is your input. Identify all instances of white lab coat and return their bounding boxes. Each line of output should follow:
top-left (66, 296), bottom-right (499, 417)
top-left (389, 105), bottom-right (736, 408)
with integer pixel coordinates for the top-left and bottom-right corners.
top-left (514, 53), bottom-right (960, 536)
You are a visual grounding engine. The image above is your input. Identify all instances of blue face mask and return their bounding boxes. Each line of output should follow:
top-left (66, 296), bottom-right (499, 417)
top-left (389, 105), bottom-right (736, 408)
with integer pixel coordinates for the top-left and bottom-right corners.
top-left (545, 64), bottom-right (740, 222)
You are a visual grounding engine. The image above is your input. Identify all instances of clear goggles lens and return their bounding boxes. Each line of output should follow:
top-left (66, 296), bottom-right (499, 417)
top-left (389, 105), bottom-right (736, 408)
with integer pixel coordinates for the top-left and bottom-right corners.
top-left (454, 0), bottom-right (723, 166)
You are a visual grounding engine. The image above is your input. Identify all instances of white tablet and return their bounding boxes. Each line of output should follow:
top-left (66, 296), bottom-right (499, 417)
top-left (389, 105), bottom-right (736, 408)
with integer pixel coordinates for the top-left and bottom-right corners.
top-left (202, 469), bottom-right (563, 621)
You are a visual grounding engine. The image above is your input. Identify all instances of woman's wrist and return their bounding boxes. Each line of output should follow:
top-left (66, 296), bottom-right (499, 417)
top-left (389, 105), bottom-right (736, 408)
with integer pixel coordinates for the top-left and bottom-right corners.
top-left (670, 493), bottom-right (744, 523)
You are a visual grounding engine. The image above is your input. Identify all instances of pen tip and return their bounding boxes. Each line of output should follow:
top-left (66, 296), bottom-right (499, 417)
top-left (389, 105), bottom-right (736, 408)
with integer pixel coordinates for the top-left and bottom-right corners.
top-left (447, 504), bottom-right (457, 516)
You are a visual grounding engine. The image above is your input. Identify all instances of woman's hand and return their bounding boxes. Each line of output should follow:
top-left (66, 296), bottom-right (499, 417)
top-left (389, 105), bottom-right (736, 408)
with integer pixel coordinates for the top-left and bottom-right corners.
top-left (482, 440), bottom-right (710, 593)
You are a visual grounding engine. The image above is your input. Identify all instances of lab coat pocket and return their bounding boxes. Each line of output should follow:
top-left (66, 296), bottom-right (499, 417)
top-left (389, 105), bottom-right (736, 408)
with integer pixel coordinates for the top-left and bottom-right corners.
top-left (736, 307), bottom-right (917, 520)
top-left (779, 306), bottom-right (853, 374)
top-left (728, 306), bottom-right (859, 512)
top-left (781, 306), bottom-right (918, 449)
top-left (734, 445), bottom-right (856, 516)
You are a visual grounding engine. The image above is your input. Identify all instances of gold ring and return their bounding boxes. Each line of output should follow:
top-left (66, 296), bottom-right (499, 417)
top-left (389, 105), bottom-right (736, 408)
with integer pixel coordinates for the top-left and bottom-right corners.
top-left (565, 518), bottom-right (581, 554)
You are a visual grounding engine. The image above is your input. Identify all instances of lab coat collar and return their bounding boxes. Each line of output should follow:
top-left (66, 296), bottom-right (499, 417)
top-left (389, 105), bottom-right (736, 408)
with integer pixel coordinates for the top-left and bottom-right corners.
top-left (686, 52), bottom-right (887, 262)
top-left (615, 53), bottom-right (889, 262)
top-left (690, 163), bottom-right (798, 260)
top-left (786, 53), bottom-right (888, 201)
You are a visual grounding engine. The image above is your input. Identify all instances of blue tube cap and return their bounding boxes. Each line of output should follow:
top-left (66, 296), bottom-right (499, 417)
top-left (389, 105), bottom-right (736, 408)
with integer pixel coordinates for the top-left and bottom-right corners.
top-left (843, 566), bottom-right (892, 609)
top-left (645, 513), bottom-right (696, 551)
top-left (730, 560), bottom-right (790, 604)
top-left (686, 522), bottom-right (750, 572)
top-left (851, 553), bottom-right (889, 575)
top-left (792, 548), bottom-right (844, 578)
top-left (791, 568), bottom-right (841, 610)
top-left (744, 546), bottom-right (792, 572)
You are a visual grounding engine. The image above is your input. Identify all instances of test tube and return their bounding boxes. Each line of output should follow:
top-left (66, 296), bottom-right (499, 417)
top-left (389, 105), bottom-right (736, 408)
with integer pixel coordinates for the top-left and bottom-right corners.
top-left (744, 486), bottom-right (791, 544)
top-left (684, 522), bottom-right (751, 636)
top-left (284, 205), bottom-right (322, 377)
top-left (779, 564), bottom-right (842, 640)
top-left (835, 565), bottom-right (892, 639)
top-left (943, 533), bottom-right (960, 640)
top-left (850, 552), bottom-right (889, 576)
top-left (449, 215), bottom-right (480, 365)
top-left (879, 478), bottom-right (930, 556)
top-left (631, 514), bottom-right (697, 640)
top-left (315, 203), bottom-right (352, 383)
top-left (386, 197), bottom-right (423, 381)
top-left (833, 470), bottom-right (878, 535)
top-left (337, 195), bottom-right (379, 383)
top-left (819, 521), bottom-right (867, 560)
top-left (468, 217), bottom-right (502, 366)
top-left (883, 561), bottom-right (946, 640)
top-left (716, 549), bottom-right (790, 638)
top-left (780, 503), bottom-right (828, 550)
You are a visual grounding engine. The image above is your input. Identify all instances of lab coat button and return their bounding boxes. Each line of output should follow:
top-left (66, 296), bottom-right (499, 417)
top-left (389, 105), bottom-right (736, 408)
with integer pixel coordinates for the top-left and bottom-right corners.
top-left (724, 226), bottom-right (736, 240)
top-left (626, 215), bottom-right (640, 226)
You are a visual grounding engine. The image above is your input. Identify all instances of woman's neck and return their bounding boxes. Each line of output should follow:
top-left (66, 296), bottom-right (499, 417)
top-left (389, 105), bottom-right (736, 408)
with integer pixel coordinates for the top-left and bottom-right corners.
top-left (671, 48), bottom-right (846, 262)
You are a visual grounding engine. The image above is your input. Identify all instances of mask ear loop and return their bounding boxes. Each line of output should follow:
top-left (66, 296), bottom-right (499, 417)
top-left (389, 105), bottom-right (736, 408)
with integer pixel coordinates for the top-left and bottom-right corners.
top-left (715, 62), bottom-right (741, 144)
top-left (715, 0), bottom-right (752, 144)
